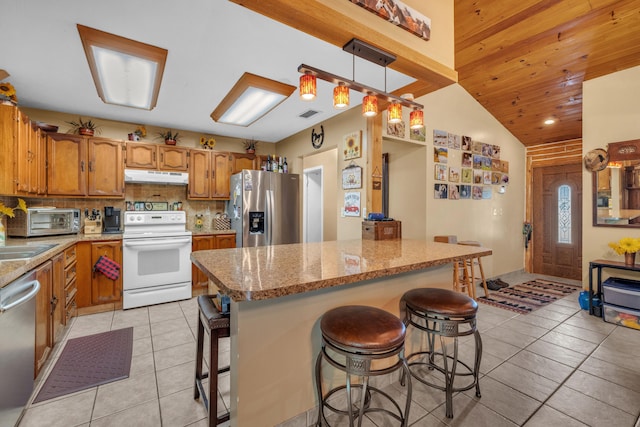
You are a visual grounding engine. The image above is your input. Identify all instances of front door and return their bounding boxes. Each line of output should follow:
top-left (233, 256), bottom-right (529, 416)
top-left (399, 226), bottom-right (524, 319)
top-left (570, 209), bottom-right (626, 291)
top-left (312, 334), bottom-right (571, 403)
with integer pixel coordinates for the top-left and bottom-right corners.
top-left (532, 163), bottom-right (582, 280)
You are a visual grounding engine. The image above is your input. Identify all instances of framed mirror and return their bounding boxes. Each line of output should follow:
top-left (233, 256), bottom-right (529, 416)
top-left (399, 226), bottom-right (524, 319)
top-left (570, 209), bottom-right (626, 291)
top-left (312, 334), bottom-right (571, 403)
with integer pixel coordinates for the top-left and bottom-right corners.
top-left (593, 140), bottom-right (640, 227)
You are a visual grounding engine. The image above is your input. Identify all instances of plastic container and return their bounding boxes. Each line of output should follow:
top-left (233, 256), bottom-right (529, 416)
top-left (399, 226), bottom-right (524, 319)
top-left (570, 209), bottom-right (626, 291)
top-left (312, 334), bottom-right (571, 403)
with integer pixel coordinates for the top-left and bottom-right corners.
top-left (603, 303), bottom-right (640, 330)
top-left (602, 277), bottom-right (640, 310)
top-left (578, 291), bottom-right (590, 310)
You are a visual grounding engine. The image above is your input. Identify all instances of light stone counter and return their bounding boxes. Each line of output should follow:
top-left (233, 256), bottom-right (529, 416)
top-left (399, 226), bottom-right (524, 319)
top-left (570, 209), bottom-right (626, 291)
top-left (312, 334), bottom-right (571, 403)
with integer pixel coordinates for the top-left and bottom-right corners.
top-left (191, 239), bottom-right (492, 426)
top-left (0, 234), bottom-right (123, 288)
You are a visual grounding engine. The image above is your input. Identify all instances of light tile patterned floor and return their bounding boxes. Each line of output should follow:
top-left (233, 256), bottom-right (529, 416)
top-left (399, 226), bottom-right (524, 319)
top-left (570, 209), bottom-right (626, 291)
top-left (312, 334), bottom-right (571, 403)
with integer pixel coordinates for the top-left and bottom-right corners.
top-left (18, 272), bottom-right (640, 427)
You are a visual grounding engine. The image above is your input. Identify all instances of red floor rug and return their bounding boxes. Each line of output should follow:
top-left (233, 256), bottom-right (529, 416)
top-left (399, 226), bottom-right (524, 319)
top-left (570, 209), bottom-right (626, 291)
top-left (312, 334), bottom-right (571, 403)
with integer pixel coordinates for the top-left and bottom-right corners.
top-left (33, 327), bottom-right (133, 403)
top-left (477, 279), bottom-right (582, 314)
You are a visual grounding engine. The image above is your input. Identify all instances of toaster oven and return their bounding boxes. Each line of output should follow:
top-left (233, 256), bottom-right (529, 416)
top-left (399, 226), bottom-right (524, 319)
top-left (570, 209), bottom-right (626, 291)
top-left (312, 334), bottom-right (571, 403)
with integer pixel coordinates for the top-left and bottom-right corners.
top-left (7, 208), bottom-right (81, 237)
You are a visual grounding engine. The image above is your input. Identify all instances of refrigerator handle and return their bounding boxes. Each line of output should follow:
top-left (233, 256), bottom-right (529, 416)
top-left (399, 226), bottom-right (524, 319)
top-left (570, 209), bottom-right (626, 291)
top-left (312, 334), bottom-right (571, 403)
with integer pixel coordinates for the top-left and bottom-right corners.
top-left (267, 189), bottom-right (274, 245)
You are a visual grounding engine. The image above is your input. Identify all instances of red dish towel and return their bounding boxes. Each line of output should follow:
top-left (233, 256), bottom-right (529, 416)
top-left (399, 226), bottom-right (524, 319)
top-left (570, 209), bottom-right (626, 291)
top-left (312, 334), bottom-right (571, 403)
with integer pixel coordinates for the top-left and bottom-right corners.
top-left (93, 255), bottom-right (121, 280)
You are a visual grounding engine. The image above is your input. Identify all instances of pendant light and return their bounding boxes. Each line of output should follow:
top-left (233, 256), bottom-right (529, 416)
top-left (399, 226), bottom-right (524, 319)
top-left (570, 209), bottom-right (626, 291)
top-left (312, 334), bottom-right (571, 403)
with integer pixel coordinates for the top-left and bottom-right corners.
top-left (299, 72), bottom-right (316, 101)
top-left (387, 102), bottom-right (402, 123)
top-left (333, 82), bottom-right (349, 109)
top-left (362, 94), bottom-right (378, 117)
top-left (410, 108), bottom-right (424, 129)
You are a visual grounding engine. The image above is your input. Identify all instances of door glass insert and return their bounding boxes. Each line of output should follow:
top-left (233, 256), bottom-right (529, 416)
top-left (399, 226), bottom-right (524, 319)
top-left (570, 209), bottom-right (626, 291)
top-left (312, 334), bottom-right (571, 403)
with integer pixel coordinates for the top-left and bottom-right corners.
top-left (558, 184), bottom-right (571, 244)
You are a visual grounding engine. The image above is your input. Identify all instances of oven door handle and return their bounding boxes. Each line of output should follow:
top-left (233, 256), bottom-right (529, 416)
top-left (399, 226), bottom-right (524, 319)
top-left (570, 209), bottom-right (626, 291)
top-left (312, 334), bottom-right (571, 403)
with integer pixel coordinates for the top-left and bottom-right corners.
top-left (123, 238), bottom-right (192, 248)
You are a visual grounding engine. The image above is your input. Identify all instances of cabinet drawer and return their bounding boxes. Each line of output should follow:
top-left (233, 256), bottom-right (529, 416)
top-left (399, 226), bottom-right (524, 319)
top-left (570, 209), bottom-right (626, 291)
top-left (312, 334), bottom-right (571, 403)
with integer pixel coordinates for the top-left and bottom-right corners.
top-left (65, 298), bottom-right (77, 323)
top-left (64, 245), bottom-right (77, 267)
top-left (65, 278), bottom-right (77, 306)
top-left (64, 262), bottom-right (77, 286)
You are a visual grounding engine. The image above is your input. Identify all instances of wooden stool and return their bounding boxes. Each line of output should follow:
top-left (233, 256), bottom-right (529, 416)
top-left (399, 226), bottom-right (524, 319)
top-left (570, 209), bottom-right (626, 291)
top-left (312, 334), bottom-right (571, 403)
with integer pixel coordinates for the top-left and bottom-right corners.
top-left (400, 288), bottom-right (482, 418)
top-left (457, 241), bottom-right (490, 298)
top-left (315, 305), bottom-right (412, 426)
top-left (194, 295), bottom-right (230, 427)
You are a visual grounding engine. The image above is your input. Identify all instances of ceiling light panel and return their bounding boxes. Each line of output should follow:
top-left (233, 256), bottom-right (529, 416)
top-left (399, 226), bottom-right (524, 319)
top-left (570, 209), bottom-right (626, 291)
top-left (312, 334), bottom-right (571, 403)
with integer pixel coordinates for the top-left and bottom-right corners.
top-left (77, 24), bottom-right (168, 110)
top-left (211, 72), bottom-right (295, 127)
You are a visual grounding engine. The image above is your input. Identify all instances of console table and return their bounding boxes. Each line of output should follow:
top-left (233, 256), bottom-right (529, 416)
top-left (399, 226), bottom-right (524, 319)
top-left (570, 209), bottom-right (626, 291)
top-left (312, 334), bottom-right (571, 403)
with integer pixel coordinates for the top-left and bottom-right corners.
top-left (588, 259), bottom-right (640, 316)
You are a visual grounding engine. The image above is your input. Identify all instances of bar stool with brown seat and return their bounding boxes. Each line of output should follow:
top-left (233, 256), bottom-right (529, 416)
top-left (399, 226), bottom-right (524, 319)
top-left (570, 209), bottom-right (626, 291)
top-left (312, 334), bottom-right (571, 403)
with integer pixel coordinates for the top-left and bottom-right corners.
top-left (400, 288), bottom-right (482, 418)
top-left (194, 295), bottom-right (230, 427)
top-left (457, 241), bottom-right (490, 298)
top-left (315, 305), bottom-right (412, 426)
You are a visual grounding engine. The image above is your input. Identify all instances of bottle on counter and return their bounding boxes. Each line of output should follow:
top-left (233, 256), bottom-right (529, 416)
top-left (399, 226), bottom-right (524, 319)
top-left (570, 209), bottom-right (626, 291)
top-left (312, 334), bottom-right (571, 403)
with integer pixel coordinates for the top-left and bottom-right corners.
top-left (283, 157), bottom-right (288, 173)
top-left (266, 154), bottom-right (271, 172)
top-left (278, 156), bottom-right (283, 173)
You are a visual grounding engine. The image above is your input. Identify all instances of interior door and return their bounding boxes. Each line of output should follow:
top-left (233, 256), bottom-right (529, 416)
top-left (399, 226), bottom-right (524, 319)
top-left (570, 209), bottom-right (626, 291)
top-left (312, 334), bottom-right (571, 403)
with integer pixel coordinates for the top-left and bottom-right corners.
top-left (532, 163), bottom-right (582, 280)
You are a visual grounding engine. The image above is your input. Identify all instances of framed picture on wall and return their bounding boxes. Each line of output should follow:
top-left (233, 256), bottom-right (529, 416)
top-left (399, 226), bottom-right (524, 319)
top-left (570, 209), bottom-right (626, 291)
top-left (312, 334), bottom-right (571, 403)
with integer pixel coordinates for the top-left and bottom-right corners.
top-left (342, 165), bottom-right (362, 189)
top-left (344, 192), bottom-right (361, 216)
top-left (343, 131), bottom-right (362, 160)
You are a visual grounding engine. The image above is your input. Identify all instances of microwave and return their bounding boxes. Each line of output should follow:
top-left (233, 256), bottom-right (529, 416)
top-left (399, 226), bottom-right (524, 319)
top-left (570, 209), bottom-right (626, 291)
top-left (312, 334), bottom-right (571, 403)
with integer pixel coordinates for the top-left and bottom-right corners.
top-left (7, 208), bottom-right (81, 237)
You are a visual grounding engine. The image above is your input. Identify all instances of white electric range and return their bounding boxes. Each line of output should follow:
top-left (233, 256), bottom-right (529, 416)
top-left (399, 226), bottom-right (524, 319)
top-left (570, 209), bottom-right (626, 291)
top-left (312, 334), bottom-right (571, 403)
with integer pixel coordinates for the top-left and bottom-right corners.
top-left (122, 211), bottom-right (192, 309)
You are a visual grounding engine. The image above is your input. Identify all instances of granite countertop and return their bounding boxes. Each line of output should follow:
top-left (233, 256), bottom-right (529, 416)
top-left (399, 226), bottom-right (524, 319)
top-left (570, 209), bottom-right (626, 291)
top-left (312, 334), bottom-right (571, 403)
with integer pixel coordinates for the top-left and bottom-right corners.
top-left (0, 233), bottom-right (124, 289)
top-left (191, 239), bottom-right (492, 302)
top-left (190, 229), bottom-right (235, 236)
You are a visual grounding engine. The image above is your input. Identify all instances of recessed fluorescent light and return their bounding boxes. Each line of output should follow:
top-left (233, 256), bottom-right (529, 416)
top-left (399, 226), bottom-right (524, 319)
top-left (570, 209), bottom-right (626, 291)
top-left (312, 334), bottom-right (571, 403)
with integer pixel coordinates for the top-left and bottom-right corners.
top-left (544, 119), bottom-right (555, 125)
top-left (211, 72), bottom-right (295, 127)
top-left (77, 24), bottom-right (167, 110)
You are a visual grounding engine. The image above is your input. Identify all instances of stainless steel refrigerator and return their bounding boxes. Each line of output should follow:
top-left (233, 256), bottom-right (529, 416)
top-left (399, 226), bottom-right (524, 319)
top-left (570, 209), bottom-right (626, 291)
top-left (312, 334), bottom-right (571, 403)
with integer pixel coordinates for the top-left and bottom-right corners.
top-left (227, 170), bottom-right (300, 247)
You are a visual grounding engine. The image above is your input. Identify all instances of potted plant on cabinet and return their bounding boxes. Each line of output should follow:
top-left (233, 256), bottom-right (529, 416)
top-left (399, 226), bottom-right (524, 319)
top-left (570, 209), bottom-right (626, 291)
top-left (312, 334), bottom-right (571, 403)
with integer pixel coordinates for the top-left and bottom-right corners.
top-left (158, 129), bottom-right (180, 145)
top-left (67, 117), bottom-right (100, 136)
top-left (242, 138), bottom-right (258, 154)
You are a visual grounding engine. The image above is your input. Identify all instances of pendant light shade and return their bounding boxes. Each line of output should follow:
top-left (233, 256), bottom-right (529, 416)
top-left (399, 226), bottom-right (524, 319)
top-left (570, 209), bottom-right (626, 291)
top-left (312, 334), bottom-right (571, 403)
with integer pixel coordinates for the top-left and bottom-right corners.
top-left (299, 72), bottom-right (316, 101)
top-left (333, 83), bottom-right (349, 109)
top-left (410, 109), bottom-right (424, 129)
top-left (387, 102), bottom-right (402, 123)
top-left (362, 94), bottom-right (378, 117)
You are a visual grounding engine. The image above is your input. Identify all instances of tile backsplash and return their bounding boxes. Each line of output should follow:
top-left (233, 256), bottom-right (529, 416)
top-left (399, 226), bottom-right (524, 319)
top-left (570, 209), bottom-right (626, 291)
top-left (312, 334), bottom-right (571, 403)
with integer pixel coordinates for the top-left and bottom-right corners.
top-left (1, 184), bottom-right (228, 233)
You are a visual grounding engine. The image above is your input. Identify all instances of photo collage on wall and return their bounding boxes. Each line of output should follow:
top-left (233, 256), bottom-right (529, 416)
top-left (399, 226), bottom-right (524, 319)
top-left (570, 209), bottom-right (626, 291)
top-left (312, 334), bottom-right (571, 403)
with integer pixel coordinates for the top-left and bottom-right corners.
top-left (433, 130), bottom-right (509, 200)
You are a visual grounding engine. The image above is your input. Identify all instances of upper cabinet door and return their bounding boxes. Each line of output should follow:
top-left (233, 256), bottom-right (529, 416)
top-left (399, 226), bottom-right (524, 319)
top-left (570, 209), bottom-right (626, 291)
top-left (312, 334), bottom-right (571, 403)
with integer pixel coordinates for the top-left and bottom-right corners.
top-left (125, 142), bottom-right (157, 169)
top-left (211, 152), bottom-right (230, 199)
top-left (88, 137), bottom-right (124, 197)
top-left (159, 146), bottom-right (189, 171)
top-left (47, 133), bottom-right (87, 196)
top-left (188, 149), bottom-right (211, 199)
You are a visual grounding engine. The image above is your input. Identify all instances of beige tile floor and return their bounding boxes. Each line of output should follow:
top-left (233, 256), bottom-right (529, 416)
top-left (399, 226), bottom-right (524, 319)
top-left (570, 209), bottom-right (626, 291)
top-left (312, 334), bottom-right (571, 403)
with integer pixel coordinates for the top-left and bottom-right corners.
top-left (18, 272), bottom-right (640, 427)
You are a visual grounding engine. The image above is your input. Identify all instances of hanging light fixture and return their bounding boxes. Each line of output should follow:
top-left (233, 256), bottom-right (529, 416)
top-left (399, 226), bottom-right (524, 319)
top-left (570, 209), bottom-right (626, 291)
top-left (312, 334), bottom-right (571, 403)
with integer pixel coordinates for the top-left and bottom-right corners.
top-left (362, 94), bottom-right (378, 117)
top-left (299, 72), bottom-right (316, 101)
top-left (387, 102), bottom-right (402, 123)
top-left (333, 82), bottom-right (349, 109)
top-left (297, 39), bottom-right (424, 118)
top-left (410, 108), bottom-right (424, 129)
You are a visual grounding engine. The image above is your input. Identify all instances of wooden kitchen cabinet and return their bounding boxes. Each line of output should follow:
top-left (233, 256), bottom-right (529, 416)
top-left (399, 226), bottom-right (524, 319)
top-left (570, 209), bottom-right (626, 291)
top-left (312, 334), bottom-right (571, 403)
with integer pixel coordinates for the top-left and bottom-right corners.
top-left (63, 245), bottom-right (78, 324)
top-left (230, 152), bottom-right (259, 174)
top-left (191, 233), bottom-right (235, 289)
top-left (51, 252), bottom-right (66, 344)
top-left (34, 260), bottom-right (53, 378)
top-left (76, 240), bottom-right (122, 314)
top-left (212, 152), bottom-right (231, 198)
top-left (126, 142), bottom-right (189, 171)
top-left (47, 134), bottom-right (124, 197)
top-left (188, 149), bottom-right (231, 200)
top-left (0, 104), bottom-right (46, 195)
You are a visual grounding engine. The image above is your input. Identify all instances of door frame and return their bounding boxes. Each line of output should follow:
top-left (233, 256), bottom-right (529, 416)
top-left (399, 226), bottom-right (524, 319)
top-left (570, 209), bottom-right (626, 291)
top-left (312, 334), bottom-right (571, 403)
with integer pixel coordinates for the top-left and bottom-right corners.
top-left (303, 165), bottom-right (323, 243)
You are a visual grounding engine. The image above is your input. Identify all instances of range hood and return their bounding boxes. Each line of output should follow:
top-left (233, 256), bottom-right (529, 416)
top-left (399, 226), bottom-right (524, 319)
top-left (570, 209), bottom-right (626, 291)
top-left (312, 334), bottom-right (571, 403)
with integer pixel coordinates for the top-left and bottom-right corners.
top-left (124, 169), bottom-right (189, 185)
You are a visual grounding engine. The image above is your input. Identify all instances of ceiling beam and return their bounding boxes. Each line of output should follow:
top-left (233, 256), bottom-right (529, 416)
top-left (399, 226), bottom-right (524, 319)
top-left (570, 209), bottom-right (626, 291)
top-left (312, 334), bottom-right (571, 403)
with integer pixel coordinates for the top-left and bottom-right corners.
top-left (230, 0), bottom-right (457, 98)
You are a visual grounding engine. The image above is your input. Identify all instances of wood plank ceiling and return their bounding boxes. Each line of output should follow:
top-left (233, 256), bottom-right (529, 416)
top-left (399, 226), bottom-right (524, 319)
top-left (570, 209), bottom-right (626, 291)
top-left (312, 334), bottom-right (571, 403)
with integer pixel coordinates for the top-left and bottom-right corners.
top-left (234, 0), bottom-right (639, 147)
top-left (455, 0), bottom-right (640, 146)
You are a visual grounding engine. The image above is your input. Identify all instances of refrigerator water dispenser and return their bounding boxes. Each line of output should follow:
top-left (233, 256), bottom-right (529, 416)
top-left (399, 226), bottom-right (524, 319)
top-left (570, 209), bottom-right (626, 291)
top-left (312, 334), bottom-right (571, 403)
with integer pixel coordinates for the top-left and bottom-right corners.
top-left (249, 212), bottom-right (264, 234)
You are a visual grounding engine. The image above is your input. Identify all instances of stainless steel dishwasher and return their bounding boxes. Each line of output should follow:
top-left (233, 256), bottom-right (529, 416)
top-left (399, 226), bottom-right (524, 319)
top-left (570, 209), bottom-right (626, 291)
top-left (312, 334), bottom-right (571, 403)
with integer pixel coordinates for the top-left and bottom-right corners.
top-left (0, 270), bottom-right (40, 427)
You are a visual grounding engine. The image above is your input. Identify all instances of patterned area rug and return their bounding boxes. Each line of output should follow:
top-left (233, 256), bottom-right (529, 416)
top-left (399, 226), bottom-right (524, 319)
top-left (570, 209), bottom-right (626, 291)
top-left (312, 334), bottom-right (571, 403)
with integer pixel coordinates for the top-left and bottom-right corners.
top-left (33, 327), bottom-right (133, 403)
top-left (477, 279), bottom-right (582, 314)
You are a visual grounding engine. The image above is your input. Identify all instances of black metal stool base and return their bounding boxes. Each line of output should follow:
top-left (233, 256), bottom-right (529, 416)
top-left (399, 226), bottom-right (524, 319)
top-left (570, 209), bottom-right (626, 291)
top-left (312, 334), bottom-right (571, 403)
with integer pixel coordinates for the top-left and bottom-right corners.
top-left (315, 305), bottom-right (412, 427)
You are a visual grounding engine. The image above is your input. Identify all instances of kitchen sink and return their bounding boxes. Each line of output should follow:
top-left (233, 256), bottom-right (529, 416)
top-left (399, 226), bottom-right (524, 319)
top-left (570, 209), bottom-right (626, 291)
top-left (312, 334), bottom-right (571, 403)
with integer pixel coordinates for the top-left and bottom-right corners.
top-left (0, 244), bottom-right (58, 261)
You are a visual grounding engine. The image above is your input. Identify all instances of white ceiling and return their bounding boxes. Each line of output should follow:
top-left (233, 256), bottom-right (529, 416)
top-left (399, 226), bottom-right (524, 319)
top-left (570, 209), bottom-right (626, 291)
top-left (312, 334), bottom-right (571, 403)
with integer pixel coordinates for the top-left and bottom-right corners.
top-left (4, 0), bottom-right (415, 143)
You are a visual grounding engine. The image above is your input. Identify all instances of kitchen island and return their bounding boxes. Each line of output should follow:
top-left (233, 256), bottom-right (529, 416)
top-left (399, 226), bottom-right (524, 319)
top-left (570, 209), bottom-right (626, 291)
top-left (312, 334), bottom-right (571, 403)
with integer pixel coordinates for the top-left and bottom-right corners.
top-left (191, 239), bottom-right (491, 426)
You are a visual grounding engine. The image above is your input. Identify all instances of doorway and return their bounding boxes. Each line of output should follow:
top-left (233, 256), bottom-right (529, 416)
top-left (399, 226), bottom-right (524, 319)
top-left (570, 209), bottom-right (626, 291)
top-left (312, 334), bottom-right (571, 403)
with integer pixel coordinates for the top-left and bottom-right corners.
top-left (532, 163), bottom-right (582, 280)
top-left (303, 166), bottom-right (323, 243)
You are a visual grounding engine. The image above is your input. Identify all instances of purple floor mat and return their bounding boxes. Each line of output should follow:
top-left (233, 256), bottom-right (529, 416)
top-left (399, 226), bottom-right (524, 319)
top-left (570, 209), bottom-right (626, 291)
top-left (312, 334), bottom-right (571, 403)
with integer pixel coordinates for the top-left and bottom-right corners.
top-left (33, 327), bottom-right (133, 403)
